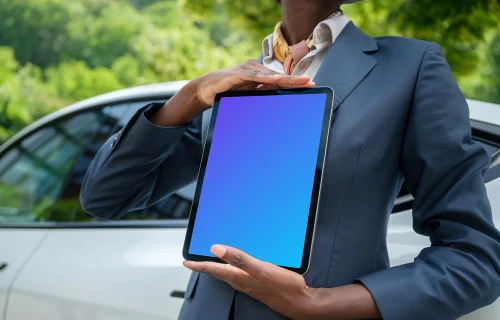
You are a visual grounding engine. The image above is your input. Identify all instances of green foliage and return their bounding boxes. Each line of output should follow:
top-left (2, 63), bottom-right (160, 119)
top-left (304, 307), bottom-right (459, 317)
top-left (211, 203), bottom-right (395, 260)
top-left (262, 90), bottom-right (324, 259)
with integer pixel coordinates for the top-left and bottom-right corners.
top-left (142, 0), bottom-right (182, 27)
top-left (0, 0), bottom-right (74, 67)
top-left (45, 61), bottom-right (123, 101)
top-left (131, 24), bottom-right (255, 81)
top-left (0, 63), bottom-right (65, 141)
top-left (381, 0), bottom-right (500, 76)
top-left (0, 0), bottom-right (498, 145)
top-left (127, 0), bottom-right (164, 10)
top-left (111, 54), bottom-right (158, 87)
top-left (0, 0), bottom-right (258, 144)
top-left (183, 0), bottom-right (280, 43)
top-left (65, 2), bottom-right (148, 68)
top-left (460, 32), bottom-right (500, 103)
top-left (0, 47), bottom-right (19, 84)
top-left (185, 0), bottom-right (500, 102)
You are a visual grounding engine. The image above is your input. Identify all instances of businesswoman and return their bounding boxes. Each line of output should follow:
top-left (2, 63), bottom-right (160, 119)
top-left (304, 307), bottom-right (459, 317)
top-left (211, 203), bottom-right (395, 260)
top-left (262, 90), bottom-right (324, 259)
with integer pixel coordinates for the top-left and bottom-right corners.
top-left (80, 0), bottom-right (500, 319)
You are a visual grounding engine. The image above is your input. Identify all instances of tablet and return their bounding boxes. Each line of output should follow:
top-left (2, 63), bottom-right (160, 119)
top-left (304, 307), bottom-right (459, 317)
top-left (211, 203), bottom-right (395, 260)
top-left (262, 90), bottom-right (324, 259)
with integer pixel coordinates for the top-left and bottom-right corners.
top-left (183, 87), bottom-right (334, 274)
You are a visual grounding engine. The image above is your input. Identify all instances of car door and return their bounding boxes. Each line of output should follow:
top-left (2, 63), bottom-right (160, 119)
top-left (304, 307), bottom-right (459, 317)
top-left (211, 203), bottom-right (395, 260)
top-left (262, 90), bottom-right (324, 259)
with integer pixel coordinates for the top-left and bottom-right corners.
top-left (2, 100), bottom-right (196, 320)
top-left (0, 230), bottom-right (46, 320)
top-left (0, 108), bottom-right (105, 319)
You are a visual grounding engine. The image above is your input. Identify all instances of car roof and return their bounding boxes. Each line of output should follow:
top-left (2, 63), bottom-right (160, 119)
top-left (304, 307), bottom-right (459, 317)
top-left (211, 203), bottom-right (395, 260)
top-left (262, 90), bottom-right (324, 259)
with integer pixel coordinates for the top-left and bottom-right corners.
top-left (468, 99), bottom-right (500, 126)
top-left (1, 81), bottom-right (499, 155)
top-left (44, 80), bottom-right (190, 122)
top-left (0, 81), bottom-right (188, 153)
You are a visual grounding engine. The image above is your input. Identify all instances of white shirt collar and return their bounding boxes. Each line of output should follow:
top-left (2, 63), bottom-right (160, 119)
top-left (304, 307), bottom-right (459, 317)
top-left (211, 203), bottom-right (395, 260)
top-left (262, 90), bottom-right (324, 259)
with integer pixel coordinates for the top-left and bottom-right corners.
top-left (261, 14), bottom-right (350, 63)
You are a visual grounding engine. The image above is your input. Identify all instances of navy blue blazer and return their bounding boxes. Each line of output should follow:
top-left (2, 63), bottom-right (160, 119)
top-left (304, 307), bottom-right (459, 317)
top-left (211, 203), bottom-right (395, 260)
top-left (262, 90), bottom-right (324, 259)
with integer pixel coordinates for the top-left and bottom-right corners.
top-left (80, 22), bottom-right (500, 319)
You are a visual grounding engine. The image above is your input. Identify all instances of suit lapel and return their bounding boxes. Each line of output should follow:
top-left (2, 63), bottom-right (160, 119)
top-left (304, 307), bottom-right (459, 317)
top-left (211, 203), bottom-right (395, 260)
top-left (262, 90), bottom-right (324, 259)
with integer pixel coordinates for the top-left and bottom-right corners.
top-left (313, 22), bottom-right (378, 110)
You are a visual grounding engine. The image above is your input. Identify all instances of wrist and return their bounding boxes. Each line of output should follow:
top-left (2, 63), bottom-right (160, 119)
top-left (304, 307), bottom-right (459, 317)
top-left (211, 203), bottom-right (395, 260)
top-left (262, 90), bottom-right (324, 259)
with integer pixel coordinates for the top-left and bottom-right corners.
top-left (300, 285), bottom-right (381, 320)
top-left (293, 287), bottom-right (325, 320)
top-left (150, 79), bottom-right (204, 127)
top-left (295, 287), bottom-right (359, 320)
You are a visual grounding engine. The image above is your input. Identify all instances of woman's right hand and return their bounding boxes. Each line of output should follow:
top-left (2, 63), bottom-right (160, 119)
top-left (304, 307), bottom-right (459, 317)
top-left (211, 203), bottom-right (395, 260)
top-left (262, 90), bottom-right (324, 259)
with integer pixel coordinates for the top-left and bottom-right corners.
top-left (150, 59), bottom-right (315, 127)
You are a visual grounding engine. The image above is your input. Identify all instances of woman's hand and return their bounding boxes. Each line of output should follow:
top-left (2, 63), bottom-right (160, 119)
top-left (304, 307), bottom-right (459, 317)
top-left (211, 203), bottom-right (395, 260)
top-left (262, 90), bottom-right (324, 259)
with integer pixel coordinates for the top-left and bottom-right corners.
top-left (183, 245), bottom-right (318, 320)
top-left (193, 59), bottom-right (314, 108)
top-left (184, 245), bottom-right (381, 320)
top-left (150, 59), bottom-right (315, 127)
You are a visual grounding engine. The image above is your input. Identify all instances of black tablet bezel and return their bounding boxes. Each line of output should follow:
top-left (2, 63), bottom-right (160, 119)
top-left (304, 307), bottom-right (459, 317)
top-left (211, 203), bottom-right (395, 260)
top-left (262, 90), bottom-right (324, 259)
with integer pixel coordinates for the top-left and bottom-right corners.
top-left (182, 86), bottom-right (334, 274)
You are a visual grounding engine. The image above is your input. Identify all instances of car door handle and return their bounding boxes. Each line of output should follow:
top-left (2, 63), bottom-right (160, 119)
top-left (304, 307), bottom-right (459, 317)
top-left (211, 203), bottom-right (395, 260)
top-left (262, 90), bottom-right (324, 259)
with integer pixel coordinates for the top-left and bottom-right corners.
top-left (0, 263), bottom-right (7, 271)
top-left (170, 290), bottom-right (185, 299)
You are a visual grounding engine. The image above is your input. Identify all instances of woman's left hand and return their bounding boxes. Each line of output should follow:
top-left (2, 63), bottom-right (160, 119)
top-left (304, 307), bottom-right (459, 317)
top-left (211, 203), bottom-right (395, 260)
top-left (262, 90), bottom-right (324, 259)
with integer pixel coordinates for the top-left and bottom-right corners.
top-left (183, 245), bottom-right (318, 319)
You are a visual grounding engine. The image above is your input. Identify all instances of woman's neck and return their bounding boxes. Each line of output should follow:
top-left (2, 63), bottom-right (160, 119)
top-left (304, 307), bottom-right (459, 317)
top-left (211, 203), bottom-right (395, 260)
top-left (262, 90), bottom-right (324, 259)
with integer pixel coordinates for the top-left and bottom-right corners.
top-left (280, 0), bottom-right (342, 45)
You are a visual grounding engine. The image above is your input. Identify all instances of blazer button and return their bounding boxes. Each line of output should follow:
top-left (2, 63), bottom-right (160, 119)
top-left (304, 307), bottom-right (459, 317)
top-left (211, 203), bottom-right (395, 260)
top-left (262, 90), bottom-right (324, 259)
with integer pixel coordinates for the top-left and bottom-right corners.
top-left (111, 135), bottom-right (119, 147)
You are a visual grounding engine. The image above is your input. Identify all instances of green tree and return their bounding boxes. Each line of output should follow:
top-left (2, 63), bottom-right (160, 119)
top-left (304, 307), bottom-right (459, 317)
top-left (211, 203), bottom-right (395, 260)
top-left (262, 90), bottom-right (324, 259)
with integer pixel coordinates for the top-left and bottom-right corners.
top-left (184, 0), bottom-right (280, 43)
top-left (126, 0), bottom-right (163, 10)
top-left (65, 1), bottom-right (148, 68)
top-left (142, 0), bottom-right (183, 28)
top-left (131, 20), bottom-right (256, 81)
top-left (383, 0), bottom-right (500, 76)
top-left (111, 55), bottom-right (158, 87)
top-left (0, 62), bottom-right (64, 141)
top-left (461, 32), bottom-right (500, 104)
top-left (0, 0), bottom-right (498, 147)
top-left (184, 0), bottom-right (500, 101)
top-left (45, 61), bottom-right (123, 101)
top-left (0, 0), bottom-right (74, 67)
top-left (0, 47), bottom-right (18, 84)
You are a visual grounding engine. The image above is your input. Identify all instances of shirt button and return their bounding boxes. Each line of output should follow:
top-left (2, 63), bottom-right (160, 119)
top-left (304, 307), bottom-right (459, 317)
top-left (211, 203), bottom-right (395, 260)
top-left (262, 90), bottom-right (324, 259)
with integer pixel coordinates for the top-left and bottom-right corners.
top-left (299, 63), bottom-right (306, 71)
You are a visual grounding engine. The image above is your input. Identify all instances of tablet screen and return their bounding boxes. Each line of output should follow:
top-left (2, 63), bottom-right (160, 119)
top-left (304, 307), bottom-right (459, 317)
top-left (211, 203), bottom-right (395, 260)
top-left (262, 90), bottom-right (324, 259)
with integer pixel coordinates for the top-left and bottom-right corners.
top-left (188, 93), bottom-right (328, 268)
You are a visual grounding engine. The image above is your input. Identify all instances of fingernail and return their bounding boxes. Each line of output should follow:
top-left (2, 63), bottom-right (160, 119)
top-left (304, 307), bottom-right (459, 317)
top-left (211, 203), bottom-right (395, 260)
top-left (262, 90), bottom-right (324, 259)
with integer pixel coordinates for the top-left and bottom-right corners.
top-left (211, 245), bottom-right (226, 257)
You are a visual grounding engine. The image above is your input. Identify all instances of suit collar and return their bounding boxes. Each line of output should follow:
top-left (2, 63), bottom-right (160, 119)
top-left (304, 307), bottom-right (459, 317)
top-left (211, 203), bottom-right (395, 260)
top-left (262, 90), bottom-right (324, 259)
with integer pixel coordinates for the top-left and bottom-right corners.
top-left (313, 21), bottom-right (378, 109)
top-left (337, 21), bottom-right (378, 53)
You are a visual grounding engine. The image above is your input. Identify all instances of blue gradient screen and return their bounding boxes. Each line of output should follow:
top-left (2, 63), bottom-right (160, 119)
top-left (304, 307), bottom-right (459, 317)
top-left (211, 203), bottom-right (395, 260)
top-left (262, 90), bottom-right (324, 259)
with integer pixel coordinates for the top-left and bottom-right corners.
top-left (189, 93), bottom-right (327, 267)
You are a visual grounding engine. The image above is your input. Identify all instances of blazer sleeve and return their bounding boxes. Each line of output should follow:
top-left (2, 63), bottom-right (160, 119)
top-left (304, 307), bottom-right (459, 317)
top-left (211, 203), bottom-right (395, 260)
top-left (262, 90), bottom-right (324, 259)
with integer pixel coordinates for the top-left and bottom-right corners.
top-left (357, 43), bottom-right (500, 319)
top-left (80, 103), bottom-right (203, 220)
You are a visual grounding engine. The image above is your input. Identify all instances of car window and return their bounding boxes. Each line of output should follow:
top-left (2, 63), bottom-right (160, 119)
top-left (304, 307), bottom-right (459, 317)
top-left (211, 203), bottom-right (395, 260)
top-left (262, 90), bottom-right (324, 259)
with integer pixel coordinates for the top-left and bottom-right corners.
top-left (119, 100), bottom-right (165, 125)
top-left (477, 140), bottom-right (499, 157)
top-left (0, 111), bottom-right (105, 224)
top-left (50, 104), bottom-right (131, 222)
top-left (56, 99), bottom-right (194, 224)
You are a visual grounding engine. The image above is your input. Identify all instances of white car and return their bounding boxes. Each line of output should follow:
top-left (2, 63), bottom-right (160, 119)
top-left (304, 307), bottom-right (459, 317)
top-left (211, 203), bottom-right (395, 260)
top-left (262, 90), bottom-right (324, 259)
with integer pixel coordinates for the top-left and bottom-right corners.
top-left (0, 81), bottom-right (499, 320)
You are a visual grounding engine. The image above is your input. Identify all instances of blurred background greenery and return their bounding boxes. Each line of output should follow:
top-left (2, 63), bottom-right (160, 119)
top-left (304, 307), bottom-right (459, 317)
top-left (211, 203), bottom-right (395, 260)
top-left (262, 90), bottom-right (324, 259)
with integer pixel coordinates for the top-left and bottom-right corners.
top-left (0, 0), bottom-right (499, 143)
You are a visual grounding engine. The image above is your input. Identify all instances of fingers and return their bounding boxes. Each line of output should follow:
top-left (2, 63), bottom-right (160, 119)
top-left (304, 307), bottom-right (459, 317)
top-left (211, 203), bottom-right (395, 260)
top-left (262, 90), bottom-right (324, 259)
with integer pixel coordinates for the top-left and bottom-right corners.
top-left (193, 61), bottom-right (316, 107)
top-left (183, 260), bottom-right (251, 290)
top-left (210, 245), bottom-right (263, 276)
top-left (182, 245), bottom-right (267, 292)
top-left (256, 81), bottom-right (315, 90)
top-left (183, 260), bottom-right (240, 277)
top-left (278, 74), bottom-right (313, 86)
top-left (240, 59), bottom-right (314, 86)
top-left (240, 60), bottom-right (280, 75)
top-left (182, 245), bottom-right (261, 276)
top-left (230, 71), bottom-right (313, 88)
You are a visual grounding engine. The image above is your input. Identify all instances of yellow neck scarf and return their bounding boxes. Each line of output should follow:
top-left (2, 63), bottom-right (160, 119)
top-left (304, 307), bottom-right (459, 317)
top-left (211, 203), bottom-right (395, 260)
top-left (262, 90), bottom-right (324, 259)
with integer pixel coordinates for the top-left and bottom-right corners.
top-left (272, 11), bottom-right (342, 74)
